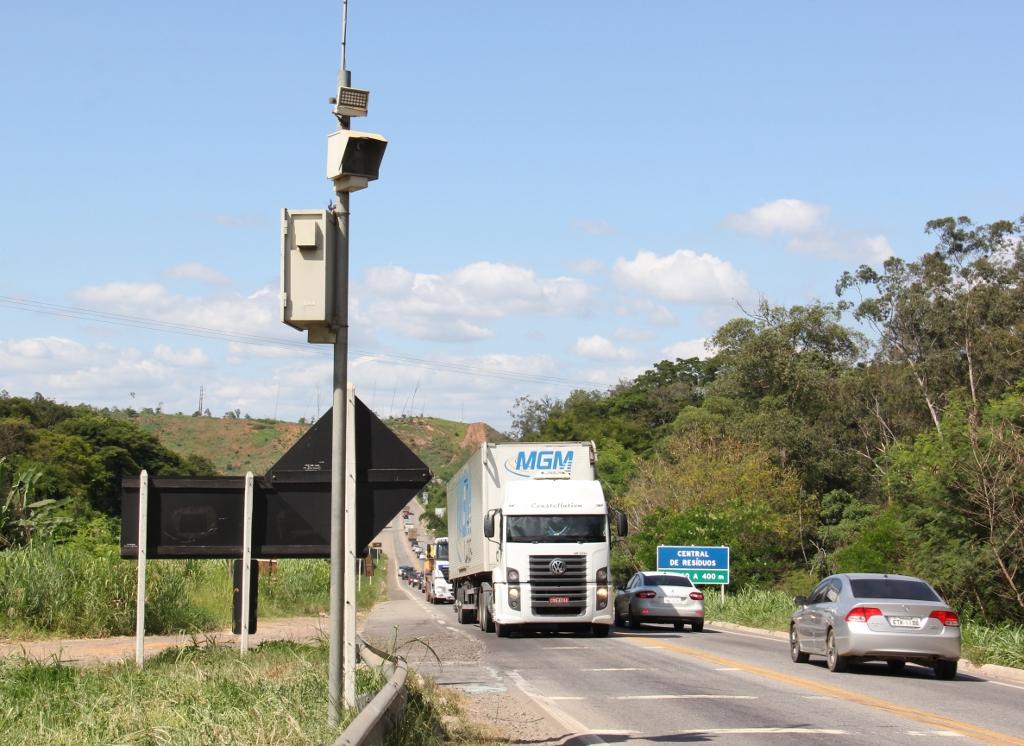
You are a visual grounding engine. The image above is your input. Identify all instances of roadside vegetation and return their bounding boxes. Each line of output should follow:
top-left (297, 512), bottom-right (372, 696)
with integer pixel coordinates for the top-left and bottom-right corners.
top-left (509, 215), bottom-right (1024, 632)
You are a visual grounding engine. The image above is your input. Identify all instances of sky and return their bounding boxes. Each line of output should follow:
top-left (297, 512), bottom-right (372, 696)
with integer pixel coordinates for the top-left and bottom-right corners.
top-left (1, 1), bottom-right (1022, 432)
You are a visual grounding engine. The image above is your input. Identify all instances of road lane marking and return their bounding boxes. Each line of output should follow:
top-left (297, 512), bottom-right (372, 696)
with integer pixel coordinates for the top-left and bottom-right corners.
top-left (908, 732), bottom-right (965, 738)
top-left (989, 680), bottom-right (1024, 692)
top-left (582, 667), bottom-right (643, 672)
top-left (694, 728), bottom-right (848, 735)
top-left (543, 646), bottom-right (590, 650)
top-left (715, 667), bottom-right (741, 671)
top-left (615, 694), bottom-right (757, 700)
top-left (506, 670), bottom-right (609, 746)
top-left (625, 636), bottom-right (1024, 746)
top-left (547, 696), bottom-right (586, 701)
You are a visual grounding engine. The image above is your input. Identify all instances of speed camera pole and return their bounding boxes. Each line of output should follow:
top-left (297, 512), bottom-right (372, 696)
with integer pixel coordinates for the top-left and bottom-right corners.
top-left (279, 0), bottom-right (386, 725)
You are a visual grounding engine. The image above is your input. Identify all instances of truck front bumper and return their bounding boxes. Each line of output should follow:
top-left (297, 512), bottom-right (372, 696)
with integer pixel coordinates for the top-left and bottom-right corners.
top-left (492, 582), bottom-right (614, 627)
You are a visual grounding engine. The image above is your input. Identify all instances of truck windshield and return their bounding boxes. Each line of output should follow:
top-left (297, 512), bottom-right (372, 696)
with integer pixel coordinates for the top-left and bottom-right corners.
top-left (506, 515), bottom-right (606, 543)
top-left (435, 543), bottom-right (449, 561)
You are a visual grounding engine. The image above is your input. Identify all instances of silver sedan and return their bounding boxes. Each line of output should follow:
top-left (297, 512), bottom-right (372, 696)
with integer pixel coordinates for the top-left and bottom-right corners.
top-left (790, 573), bottom-right (961, 679)
top-left (614, 571), bottom-right (705, 631)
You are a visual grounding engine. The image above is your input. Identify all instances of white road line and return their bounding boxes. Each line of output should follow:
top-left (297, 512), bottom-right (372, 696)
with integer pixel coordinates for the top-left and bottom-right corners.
top-left (547, 696), bottom-right (586, 701)
top-left (989, 680), bottom-right (1024, 691)
top-left (543, 646), bottom-right (590, 650)
top-left (614, 694), bottom-right (757, 700)
top-left (582, 667), bottom-right (643, 672)
top-left (506, 670), bottom-right (609, 746)
top-left (907, 731), bottom-right (965, 738)
top-left (715, 667), bottom-right (742, 671)
top-left (710, 626), bottom-right (789, 644)
top-left (694, 729), bottom-right (847, 735)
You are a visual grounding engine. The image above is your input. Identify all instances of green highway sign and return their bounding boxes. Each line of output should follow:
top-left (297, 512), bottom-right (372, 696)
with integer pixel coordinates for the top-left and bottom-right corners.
top-left (657, 545), bottom-right (731, 585)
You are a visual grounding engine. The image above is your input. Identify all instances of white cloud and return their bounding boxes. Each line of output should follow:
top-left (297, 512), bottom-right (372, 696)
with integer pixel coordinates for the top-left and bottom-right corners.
top-left (358, 261), bottom-right (593, 342)
top-left (568, 258), bottom-right (603, 275)
top-left (163, 262), bottom-right (231, 286)
top-left (614, 326), bottom-right (654, 342)
top-left (572, 219), bottom-right (615, 236)
top-left (573, 335), bottom-right (634, 361)
top-left (725, 198), bottom-right (892, 264)
top-left (787, 232), bottom-right (894, 263)
top-left (662, 338), bottom-right (713, 360)
top-left (153, 344), bottom-right (209, 367)
top-left (76, 282), bottom-right (171, 307)
top-left (614, 250), bottom-right (750, 305)
top-left (725, 199), bottom-right (826, 235)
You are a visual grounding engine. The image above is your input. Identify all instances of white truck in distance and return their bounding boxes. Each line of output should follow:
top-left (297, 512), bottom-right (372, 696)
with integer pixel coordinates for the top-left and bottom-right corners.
top-left (446, 441), bottom-right (627, 637)
top-left (424, 537), bottom-right (453, 604)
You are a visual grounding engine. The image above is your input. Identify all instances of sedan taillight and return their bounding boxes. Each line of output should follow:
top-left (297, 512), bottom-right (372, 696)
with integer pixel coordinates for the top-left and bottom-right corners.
top-left (845, 606), bottom-right (883, 623)
top-left (929, 610), bottom-right (960, 627)
top-left (636, 590), bottom-right (656, 599)
top-left (690, 591), bottom-right (704, 601)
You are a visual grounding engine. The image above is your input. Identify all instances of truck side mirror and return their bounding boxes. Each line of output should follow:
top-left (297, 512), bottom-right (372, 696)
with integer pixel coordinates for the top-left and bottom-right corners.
top-left (484, 510), bottom-right (495, 538)
top-left (616, 511), bottom-right (628, 537)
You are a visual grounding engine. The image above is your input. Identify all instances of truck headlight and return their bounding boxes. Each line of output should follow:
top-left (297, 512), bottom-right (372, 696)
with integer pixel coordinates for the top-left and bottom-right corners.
top-left (507, 568), bottom-right (520, 584)
top-left (508, 586), bottom-right (520, 610)
top-left (596, 585), bottom-right (609, 610)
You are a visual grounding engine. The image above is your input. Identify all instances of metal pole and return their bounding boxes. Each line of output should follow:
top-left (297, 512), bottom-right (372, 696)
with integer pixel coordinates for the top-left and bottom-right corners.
top-left (328, 153), bottom-right (352, 728)
top-left (135, 470), bottom-right (148, 669)
top-left (344, 383), bottom-right (357, 706)
top-left (241, 472), bottom-right (254, 654)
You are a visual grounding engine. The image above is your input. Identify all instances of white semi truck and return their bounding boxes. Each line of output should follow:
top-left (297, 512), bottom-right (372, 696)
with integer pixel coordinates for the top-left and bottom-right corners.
top-left (446, 441), bottom-right (627, 637)
top-left (424, 537), bottom-right (453, 604)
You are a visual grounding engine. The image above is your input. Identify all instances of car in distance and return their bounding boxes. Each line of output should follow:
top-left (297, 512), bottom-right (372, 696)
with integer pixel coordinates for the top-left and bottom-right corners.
top-left (398, 564), bottom-right (414, 580)
top-left (614, 571), bottom-right (705, 631)
top-left (790, 573), bottom-right (961, 679)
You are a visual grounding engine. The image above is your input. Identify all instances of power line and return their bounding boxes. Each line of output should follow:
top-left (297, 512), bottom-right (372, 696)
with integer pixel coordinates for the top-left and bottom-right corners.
top-left (0, 294), bottom-right (617, 390)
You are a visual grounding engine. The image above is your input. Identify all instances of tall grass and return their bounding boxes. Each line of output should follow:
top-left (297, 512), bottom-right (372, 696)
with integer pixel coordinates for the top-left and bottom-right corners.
top-left (0, 640), bottom-right (360, 745)
top-left (0, 544), bottom-right (388, 639)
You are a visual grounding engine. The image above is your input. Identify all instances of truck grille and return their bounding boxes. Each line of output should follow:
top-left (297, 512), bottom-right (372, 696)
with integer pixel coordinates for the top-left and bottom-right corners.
top-left (529, 555), bottom-right (587, 616)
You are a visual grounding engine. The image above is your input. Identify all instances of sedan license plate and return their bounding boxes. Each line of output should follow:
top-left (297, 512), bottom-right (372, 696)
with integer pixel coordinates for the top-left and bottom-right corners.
top-left (888, 616), bottom-right (921, 628)
top-left (668, 598), bottom-right (686, 605)
top-left (549, 596), bottom-right (570, 605)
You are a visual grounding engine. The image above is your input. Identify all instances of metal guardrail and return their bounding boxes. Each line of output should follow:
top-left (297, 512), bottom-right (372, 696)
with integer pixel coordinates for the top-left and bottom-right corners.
top-left (331, 639), bottom-right (409, 746)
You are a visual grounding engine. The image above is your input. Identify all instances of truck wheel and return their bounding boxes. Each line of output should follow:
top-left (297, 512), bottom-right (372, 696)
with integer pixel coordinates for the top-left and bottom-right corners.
top-left (592, 624), bottom-right (610, 638)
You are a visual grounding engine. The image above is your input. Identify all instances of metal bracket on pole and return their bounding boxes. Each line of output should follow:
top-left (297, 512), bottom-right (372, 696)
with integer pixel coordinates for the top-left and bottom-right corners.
top-left (241, 471), bottom-right (254, 654)
top-left (135, 470), bottom-right (148, 669)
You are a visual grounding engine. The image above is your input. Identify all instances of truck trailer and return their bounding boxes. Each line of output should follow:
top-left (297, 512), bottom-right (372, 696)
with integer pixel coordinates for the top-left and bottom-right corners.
top-left (423, 537), bottom-right (453, 603)
top-left (446, 441), bottom-right (626, 637)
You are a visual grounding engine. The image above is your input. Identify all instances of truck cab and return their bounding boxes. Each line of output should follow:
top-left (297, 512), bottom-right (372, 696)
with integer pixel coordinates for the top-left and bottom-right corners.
top-left (425, 537), bottom-right (453, 604)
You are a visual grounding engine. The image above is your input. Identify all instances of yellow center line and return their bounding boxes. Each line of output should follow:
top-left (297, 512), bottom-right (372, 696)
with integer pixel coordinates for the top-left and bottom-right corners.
top-left (622, 635), bottom-right (1024, 746)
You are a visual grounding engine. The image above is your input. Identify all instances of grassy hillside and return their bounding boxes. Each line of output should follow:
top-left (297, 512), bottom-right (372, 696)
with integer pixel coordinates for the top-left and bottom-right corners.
top-left (131, 413), bottom-right (308, 475)
top-left (130, 411), bottom-right (501, 479)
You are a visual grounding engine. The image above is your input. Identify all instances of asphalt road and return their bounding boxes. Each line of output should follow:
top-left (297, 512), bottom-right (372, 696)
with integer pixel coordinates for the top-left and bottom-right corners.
top-left (368, 516), bottom-right (1024, 746)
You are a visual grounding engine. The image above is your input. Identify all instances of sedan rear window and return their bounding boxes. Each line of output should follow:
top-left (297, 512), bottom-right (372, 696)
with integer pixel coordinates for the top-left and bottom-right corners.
top-left (646, 575), bottom-right (694, 587)
top-left (849, 578), bottom-right (940, 601)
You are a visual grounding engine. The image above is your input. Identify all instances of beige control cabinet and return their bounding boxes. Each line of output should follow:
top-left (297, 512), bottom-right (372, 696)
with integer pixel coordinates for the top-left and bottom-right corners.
top-left (280, 209), bottom-right (338, 342)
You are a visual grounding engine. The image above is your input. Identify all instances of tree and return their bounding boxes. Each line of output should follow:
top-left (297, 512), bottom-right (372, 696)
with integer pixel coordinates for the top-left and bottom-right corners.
top-left (837, 215), bottom-right (1024, 434)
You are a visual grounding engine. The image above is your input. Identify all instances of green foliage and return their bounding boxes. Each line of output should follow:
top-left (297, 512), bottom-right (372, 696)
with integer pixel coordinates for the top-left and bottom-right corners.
top-left (0, 394), bottom-right (214, 517)
top-left (0, 456), bottom-right (70, 548)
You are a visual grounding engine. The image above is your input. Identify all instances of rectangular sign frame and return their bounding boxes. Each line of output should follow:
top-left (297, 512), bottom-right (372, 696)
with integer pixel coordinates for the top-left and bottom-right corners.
top-left (656, 545), bottom-right (730, 585)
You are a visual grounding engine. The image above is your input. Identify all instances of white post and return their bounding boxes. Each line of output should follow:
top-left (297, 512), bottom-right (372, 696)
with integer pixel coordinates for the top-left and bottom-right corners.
top-left (240, 471), bottom-right (254, 655)
top-left (358, 558), bottom-right (363, 592)
top-left (135, 470), bottom-right (148, 669)
top-left (721, 584), bottom-right (725, 604)
top-left (343, 383), bottom-right (357, 707)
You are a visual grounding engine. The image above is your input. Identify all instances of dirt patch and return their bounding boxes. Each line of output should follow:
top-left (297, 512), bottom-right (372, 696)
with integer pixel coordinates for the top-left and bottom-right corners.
top-left (460, 422), bottom-right (490, 451)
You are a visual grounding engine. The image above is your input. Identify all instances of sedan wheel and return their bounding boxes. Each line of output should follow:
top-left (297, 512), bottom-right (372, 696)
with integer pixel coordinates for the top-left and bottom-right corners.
top-left (790, 626), bottom-right (809, 663)
top-left (614, 607), bottom-right (625, 628)
top-left (826, 629), bottom-right (848, 673)
top-left (626, 608), bottom-right (641, 629)
top-left (691, 620), bottom-right (704, 632)
top-left (934, 660), bottom-right (958, 680)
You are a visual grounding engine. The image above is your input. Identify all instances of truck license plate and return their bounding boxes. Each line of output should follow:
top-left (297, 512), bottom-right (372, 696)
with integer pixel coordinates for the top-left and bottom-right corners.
top-left (549, 596), bottom-right (570, 605)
